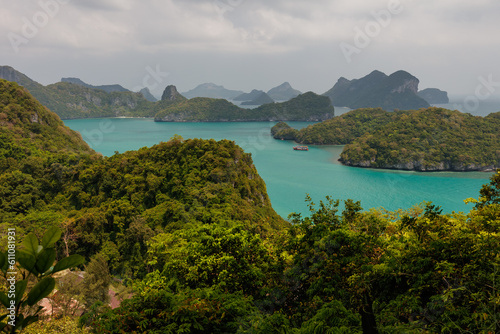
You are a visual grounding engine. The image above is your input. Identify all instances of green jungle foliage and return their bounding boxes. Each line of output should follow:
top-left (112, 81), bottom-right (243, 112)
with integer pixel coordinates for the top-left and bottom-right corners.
top-left (84, 178), bottom-right (500, 333)
top-left (1, 80), bottom-right (499, 333)
top-left (0, 79), bottom-right (285, 279)
top-left (0, 80), bottom-right (94, 157)
top-left (154, 92), bottom-right (334, 122)
top-left (340, 108), bottom-right (500, 171)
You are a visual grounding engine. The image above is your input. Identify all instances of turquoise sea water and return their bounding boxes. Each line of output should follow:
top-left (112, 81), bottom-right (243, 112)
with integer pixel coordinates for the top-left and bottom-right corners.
top-left (64, 118), bottom-right (492, 218)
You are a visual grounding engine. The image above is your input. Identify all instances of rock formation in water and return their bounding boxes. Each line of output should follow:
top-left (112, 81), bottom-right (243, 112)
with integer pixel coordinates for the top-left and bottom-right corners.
top-left (323, 70), bottom-right (430, 110)
top-left (417, 88), bottom-right (449, 104)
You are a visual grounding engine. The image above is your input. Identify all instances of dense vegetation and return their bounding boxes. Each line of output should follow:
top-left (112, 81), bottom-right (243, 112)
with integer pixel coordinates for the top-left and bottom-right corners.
top-left (0, 79), bottom-right (285, 274)
top-left (340, 108), bottom-right (500, 171)
top-left (82, 185), bottom-right (500, 333)
top-left (155, 92), bottom-right (334, 122)
top-left (273, 107), bottom-right (500, 171)
top-left (1, 80), bottom-right (499, 333)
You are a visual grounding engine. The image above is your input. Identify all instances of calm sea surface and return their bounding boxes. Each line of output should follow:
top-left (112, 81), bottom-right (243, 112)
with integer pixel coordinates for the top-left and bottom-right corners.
top-left (64, 118), bottom-right (492, 218)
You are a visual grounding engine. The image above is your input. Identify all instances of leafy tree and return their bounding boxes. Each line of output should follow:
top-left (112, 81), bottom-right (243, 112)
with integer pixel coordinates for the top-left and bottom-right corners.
top-left (476, 169), bottom-right (500, 208)
top-left (80, 255), bottom-right (112, 310)
top-left (0, 227), bottom-right (85, 333)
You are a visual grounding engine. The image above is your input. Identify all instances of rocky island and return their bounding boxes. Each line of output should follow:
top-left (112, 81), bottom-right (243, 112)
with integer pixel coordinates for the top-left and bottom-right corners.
top-left (273, 107), bottom-right (500, 172)
top-left (417, 88), bottom-right (450, 104)
top-left (323, 70), bottom-right (430, 110)
top-left (154, 91), bottom-right (334, 122)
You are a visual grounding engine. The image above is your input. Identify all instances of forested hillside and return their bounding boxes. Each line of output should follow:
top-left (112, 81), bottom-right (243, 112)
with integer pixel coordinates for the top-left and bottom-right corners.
top-left (0, 66), bottom-right (157, 119)
top-left (1, 80), bottom-right (499, 333)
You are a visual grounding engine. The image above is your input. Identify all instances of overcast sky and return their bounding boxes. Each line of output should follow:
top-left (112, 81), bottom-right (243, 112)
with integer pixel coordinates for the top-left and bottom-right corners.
top-left (2, 0), bottom-right (500, 100)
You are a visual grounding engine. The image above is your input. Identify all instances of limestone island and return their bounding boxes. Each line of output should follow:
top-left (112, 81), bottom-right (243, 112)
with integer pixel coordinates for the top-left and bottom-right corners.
top-left (272, 107), bottom-right (500, 172)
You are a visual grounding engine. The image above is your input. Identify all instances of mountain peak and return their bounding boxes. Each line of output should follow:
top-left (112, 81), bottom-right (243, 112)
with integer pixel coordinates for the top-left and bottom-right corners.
top-left (267, 82), bottom-right (301, 101)
top-left (161, 85), bottom-right (183, 101)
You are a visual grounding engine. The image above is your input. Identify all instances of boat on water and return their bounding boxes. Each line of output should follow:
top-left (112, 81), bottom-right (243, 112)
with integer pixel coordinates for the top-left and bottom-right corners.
top-left (293, 146), bottom-right (309, 151)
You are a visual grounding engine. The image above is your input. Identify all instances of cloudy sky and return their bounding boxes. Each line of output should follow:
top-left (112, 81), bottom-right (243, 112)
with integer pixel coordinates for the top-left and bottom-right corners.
top-left (2, 0), bottom-right (500, 100)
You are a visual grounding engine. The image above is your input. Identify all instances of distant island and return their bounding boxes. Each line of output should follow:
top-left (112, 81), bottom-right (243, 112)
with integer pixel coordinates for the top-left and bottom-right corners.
top-left (233, 89), bottom-right (267, 101)
top-left (154, 91), bottom-right (334, 122)
top-left (0, 66), bottom-right (332, 122)
top-left (417, 88), bottom-right (449, 104)
top-left (266, 82), bottom-right (302, 101)
top-left (273, 107), bottom-right (500, 171)
top-left (181, 82), bottom-right (244, 99)
top-left (240, 92), bottom-right (274, 106)
top-left (322, 70), bottom-right (431, 110)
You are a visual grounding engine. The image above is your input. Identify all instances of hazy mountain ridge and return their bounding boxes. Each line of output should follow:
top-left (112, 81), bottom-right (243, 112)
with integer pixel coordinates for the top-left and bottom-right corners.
top-left (181, 82), bottom-right (244, 99)
top-left (61, 77), bottom-right (130, 93)
top-left (267, 82), bottom-right (302, 101)
top-left (234, 89), bottom-right (267, 101)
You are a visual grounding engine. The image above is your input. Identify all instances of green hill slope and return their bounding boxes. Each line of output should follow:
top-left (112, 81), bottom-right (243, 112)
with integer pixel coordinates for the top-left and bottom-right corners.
top-left (0, 78), bottom-right (286, 278)
top-left (0, 66), bottom-right (159, 119)
top-left (0, 79), bottom-right (94, 158)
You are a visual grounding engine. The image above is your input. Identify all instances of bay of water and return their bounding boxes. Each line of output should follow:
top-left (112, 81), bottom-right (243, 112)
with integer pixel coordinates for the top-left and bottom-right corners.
top-left (64, 118), bottom-right (492, 218)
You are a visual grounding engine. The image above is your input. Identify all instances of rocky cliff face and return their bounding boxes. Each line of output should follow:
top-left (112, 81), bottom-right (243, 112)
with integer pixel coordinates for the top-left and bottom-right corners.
top-left (0, 66), bottom-right (21, 82)
top-left (341, 159), bottom-right (499, 172)
top-left (391, 79), bottom-right (419, 94)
